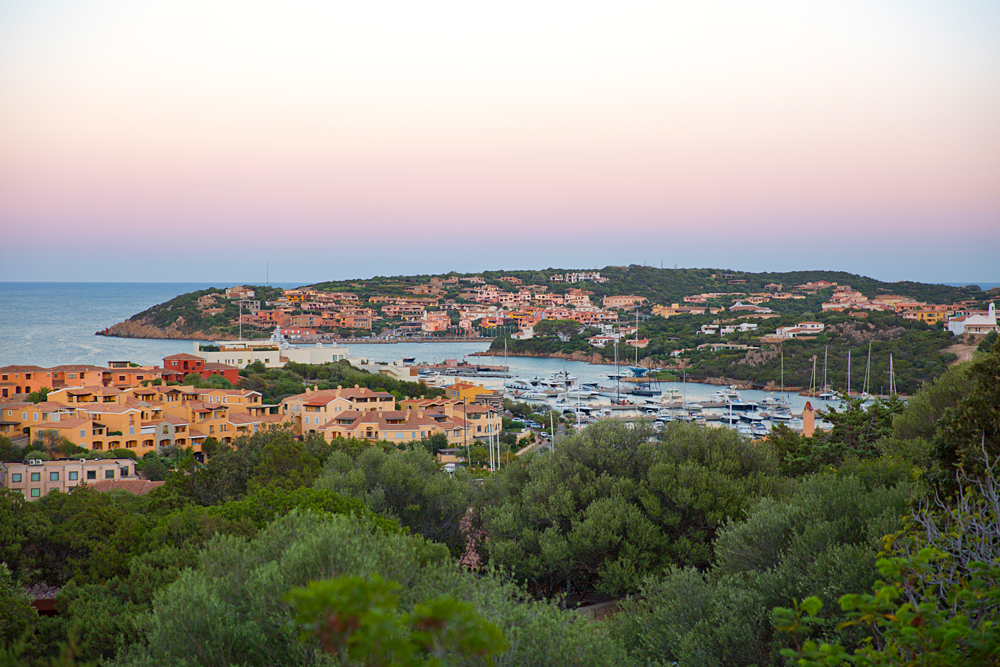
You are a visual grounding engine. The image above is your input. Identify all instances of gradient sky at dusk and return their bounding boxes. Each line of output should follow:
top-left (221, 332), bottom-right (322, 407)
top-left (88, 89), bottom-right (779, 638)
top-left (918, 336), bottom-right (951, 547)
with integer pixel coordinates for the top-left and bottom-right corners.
top-left (2, 1), bottom-right (998, 284)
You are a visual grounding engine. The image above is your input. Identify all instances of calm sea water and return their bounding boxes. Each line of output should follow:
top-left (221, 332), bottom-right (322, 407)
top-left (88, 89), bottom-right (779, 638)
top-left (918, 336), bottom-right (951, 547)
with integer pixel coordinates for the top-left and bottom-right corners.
top-left (0, 282), bottom-right (298, 367)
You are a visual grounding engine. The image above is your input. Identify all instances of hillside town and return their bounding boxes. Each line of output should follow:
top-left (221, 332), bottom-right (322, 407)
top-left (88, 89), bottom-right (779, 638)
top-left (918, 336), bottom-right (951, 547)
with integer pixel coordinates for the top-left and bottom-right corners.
top-left (184, 275), bottom-right (998, 345)
top-left (0, 354), bottom-right (506, 502)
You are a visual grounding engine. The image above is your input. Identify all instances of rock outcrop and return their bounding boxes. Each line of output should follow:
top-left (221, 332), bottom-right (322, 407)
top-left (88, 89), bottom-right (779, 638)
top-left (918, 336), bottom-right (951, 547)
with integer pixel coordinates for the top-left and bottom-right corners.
top-left (97, 318), bottom-right (222, 340)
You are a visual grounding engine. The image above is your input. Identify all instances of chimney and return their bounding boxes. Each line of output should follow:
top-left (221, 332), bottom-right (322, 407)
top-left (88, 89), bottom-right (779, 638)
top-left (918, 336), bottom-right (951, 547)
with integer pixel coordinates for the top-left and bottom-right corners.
top-left (802, 402), bottom-right (816, 438)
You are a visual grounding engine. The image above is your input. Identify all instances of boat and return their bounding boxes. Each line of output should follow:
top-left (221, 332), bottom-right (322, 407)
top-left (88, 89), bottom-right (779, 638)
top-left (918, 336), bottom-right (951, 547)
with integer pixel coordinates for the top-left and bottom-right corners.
top-left (725, 400), bottom-right (760, 412)
top-left (759, 396), bottom-right (782, 407)
top-left (630, 386), bottom-right (661, 397)
top-left (506, 379), bottom-right (535, 392)
top-left (818, 390), bottom-right (837, 400)
top-left (719, 414), bottom-right (742, 424)
top-left (683, 402), bottom-right (704, 411)
top-left (770, 410), bottom-right (793, 422)
top-left (751, 422), bottom-right (769, 437)
top-left (737, 424), bottom-right (753, 436)
top-left (741, 411), bottom-right (766, 422)
top-left (711, 386), bottom-right (741, 401)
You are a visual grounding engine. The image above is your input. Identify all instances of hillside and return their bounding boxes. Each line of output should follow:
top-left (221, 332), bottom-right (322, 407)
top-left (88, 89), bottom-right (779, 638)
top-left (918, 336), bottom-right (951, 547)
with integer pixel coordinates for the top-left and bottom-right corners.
top-left (99, 285), bottom-right (285, 340)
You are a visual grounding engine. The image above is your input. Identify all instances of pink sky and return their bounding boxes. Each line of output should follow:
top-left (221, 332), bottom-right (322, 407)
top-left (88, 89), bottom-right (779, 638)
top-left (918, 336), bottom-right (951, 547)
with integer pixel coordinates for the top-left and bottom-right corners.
top-left (1, 1), bottom-right (998, 283)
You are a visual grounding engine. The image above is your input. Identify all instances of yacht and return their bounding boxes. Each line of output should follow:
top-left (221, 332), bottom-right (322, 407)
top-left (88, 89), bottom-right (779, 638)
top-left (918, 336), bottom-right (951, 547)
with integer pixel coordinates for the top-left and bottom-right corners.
top-left (726, 400), bottom-right (760, 412)
top-left (741, 411), bottom-right (766, 422)
top-left (751, 422), bottom-right (769, 437)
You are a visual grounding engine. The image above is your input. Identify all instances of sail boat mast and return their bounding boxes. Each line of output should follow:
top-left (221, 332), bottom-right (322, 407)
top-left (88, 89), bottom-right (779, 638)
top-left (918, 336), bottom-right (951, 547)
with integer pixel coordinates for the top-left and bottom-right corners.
top-left (823, 346), bottom-right (828, 392)
top-left (863, 342), bottom-right (872, 396)
top-left (780, 347), bottom-right (785, 405)
top-left (889, 354), bottom-right (896, 396)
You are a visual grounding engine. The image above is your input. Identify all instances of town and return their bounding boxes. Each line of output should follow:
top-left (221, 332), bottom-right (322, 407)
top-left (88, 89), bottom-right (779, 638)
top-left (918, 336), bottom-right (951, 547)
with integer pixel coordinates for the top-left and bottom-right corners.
top-left (106, 272), bottom-right (998, 349)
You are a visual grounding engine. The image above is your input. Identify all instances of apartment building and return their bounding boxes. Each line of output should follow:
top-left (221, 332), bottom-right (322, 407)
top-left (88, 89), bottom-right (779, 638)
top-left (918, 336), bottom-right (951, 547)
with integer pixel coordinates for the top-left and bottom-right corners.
top-left (1, 384), bottom-right (280, 456)
top-left (282, 386), bottom-right (396, 435)
top-left (0, 458), bottom-right (138, 500)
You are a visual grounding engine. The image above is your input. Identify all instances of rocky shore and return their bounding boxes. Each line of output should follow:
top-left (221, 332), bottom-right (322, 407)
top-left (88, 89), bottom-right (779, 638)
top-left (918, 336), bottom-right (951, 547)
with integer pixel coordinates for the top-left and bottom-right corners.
top-left (96, 319), bottom-right (225, 341)
top-left (472, 349), bottom-right (611, 365)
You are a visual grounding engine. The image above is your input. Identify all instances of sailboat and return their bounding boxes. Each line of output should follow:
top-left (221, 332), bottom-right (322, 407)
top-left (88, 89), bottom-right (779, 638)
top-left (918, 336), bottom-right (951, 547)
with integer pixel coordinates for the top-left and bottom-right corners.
top-left (818, 346), bottom-right (836, 400)
top-left (771, 350), bottom-right (792, 421)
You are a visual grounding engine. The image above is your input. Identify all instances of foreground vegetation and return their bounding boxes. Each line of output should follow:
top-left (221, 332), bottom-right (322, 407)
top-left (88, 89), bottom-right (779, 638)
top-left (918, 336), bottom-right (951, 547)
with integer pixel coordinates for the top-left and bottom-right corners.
top-left (1, 343), bottom-right (998, 665)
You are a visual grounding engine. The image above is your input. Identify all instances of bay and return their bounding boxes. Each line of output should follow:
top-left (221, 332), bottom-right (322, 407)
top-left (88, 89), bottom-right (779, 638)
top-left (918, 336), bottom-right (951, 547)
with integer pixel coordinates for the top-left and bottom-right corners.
top-left (0, 282), bottom-right (877, 415)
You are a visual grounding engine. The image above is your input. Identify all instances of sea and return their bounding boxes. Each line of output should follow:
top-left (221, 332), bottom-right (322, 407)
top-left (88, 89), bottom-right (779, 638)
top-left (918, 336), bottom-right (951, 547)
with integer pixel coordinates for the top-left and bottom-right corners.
top-left (2, 281), bottom-right (995, 416)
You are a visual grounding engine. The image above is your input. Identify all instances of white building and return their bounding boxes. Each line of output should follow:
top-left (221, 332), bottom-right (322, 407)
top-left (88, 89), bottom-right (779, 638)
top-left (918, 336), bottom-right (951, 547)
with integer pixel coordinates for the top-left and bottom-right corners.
top-left (192, 336), bottom-right (349, 369)
top-left (947, 303), bottom-right (998, 336)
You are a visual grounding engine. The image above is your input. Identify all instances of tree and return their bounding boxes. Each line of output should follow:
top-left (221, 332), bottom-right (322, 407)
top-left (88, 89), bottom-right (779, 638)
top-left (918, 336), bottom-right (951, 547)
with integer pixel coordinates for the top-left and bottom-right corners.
top-left (0, 562), bottom-right (37, 647)
top-left (0, 435), bottom-right (22, 462)
top-left (483, 421), bottom-right (789, 599)
top-left (776, 453), bottom-right (1000, 666)
top-left (286, 575), bottom-right (507, 666)
top-left (931, 344), bottom-right (1000, 484)
top-left (815, 395), bottom-right (906, 466)
top-left (317, 448), bottom-right (478, 558)
top-left (892, 361), bottom-right (973, 442)
top-left (28, 387), bottom-right (50, 404)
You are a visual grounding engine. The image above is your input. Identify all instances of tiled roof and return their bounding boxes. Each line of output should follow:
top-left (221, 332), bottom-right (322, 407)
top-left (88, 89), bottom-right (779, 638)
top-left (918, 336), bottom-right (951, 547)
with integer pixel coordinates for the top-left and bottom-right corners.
top-left (87, 479), bottom-right (165, 495)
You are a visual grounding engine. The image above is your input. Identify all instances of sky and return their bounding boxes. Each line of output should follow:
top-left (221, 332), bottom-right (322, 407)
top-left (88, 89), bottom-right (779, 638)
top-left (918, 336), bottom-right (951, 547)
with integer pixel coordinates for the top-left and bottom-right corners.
top-left (1, 0), bottom-right (998, 285)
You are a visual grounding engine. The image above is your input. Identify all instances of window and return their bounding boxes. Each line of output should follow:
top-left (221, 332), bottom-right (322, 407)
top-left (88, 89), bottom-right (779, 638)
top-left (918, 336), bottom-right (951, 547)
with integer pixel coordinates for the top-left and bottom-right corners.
top-left (49, 472), bottom-right (59, 481)
top-left (12, 473), bottom-right (21, 483)
top-left (69, 373), bottom-right (76, 379)
top-left (81, 429), bottom-right (86, 438)
top-left (69, 471), bottom-right (78, 481)
top-left (30, 472), bottom-right (40, 482)
top-left (22, 412), bottom-right (27, 420)
top-left (105, 470), bottom-right (115, 479)
top-left (121, 467), bottom-right (129, 477)
top-left (30, 488), bottom-right (40, 498)
top-left (87, 471), bottom-right (96, 480)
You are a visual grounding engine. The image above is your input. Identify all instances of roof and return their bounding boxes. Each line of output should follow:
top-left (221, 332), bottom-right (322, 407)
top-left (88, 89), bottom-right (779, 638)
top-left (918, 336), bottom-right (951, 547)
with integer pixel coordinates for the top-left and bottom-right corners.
top-left (87, 479), bottom-right (165, 495)
top-left (292, 387), bottom-right (393, 406)
top-left (0, 365), bottom-right (49, 373)
top-left (163, 353), bottom-right (204, 361)
top-left (47, 365), bottom-right (107, 372)
top-left (32, 417), bottom-right (94, 430)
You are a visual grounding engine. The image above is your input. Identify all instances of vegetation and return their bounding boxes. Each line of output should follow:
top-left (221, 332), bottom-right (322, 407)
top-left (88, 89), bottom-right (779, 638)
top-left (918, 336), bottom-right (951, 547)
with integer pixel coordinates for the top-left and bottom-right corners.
top-left (123, 285), bottom-right (284, 338)
top-left (4, 344), bottom-right (999, 666)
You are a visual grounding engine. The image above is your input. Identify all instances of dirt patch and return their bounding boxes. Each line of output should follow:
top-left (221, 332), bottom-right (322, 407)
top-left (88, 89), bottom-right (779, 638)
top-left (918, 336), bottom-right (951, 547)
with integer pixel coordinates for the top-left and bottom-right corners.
top-left (943, 343), bottom-right (978, 364)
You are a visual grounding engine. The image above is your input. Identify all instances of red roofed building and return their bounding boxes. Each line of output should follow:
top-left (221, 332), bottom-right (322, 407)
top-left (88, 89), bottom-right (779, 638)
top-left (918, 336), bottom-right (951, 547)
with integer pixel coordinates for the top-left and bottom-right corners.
top-left (162, 354), bottom-right (239, 384)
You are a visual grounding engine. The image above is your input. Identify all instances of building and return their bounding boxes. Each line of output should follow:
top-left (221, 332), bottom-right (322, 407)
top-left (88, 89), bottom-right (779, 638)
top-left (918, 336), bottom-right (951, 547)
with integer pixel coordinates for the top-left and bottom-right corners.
top-left (947, 303), bottom-right (998, 335)
top-left (282, 386), bottom-right (396, 435)
top-left (602, 295), bottom-right (648, 309)
top-left (190, 339), bottom-right (349, 369)
top-left (0, 366), bottom-right (52, 398)
top-left (162, 354), bottom-right (240, 385)
top-left (0, 458), bottom-right (139, 500)
top-left (772, 322), bottom-right (825, 339)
